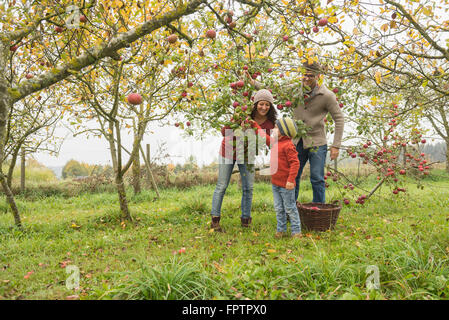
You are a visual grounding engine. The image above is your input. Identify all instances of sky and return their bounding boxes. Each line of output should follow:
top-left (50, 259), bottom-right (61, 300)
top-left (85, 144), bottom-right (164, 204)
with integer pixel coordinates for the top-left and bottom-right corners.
top-left (33, 119), bottom-right (225, 168)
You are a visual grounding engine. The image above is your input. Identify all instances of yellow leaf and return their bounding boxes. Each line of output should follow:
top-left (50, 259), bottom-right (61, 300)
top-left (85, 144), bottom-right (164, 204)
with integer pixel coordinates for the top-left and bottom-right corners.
top-left (423, 6), bottom-right (432, 17)
top-left (375, 71), bottom-right (382, 84)
top-left (267, 249), bottom-right (277, 253)
top-left (380, 23), bottom-right (389, 33)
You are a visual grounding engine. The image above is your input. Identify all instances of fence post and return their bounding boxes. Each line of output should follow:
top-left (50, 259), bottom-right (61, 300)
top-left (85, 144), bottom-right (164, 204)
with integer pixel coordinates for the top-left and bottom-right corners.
top-left (20, 147), bottom-right (25, 193)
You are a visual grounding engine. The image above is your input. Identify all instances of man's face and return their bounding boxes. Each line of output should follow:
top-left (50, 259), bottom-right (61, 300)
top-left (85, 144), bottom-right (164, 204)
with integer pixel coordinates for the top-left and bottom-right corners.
top-left (302, 72), bottom-right (318, 91)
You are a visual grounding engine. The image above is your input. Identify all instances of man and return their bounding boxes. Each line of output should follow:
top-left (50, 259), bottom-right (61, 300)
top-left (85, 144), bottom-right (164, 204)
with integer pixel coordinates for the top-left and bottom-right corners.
top-left (246, 60), bottom-right (344, 203)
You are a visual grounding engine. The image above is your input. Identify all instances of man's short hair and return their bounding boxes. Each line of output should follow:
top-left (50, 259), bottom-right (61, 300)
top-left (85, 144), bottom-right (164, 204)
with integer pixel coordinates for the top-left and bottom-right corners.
top-left (303, 61), bottom-right (322, 75)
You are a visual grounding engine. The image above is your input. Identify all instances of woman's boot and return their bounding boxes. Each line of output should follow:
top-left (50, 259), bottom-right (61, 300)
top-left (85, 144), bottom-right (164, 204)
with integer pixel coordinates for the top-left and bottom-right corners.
top-left (210, 216), bottom-right (224, 232)
top-left (241, 217), bottom-right (252, 228)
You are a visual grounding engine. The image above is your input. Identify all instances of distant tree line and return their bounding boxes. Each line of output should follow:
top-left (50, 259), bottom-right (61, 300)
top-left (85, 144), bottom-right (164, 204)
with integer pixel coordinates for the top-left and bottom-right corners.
top-left (421, 142), bottom-right (447, 163)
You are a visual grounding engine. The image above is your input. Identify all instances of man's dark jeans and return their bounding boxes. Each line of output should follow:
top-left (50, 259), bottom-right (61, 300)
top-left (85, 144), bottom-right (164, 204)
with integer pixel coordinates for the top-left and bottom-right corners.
top-left (294, 139), bottom-right (327, 203)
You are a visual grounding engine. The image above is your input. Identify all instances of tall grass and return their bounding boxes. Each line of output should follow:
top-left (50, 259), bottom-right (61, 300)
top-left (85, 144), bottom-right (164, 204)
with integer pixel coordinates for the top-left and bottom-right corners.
top-left (105, 257), bottom-right (221, 300)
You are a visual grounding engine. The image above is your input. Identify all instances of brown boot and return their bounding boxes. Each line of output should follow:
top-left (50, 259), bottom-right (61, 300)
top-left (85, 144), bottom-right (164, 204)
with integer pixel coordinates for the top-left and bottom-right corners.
top-left (241, 217), bottom-right (252, 228)
top-left (210, 216), bottom-right (224, 232)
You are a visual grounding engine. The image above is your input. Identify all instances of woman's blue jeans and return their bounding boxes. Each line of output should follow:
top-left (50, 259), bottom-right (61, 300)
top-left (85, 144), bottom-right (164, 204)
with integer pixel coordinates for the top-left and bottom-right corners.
top-left (295, 139), bottom-right (327, 203)
top-left (211, 156), bottom-right (254, 218)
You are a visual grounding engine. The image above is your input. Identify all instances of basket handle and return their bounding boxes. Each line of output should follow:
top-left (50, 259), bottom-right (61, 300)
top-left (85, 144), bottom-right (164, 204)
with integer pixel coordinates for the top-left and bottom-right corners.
top-left (331, 200), bottom-right (340, 205)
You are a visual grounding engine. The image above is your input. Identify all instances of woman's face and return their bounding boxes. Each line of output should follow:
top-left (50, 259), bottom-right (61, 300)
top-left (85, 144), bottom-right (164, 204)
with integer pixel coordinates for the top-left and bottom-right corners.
top-left (256, 100), bottom-right (271, 117)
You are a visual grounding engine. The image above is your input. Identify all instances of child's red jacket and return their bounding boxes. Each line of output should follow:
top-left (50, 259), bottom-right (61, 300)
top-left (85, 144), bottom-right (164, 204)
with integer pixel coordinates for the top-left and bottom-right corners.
top-left (252, 122), bottom-right (300, 188)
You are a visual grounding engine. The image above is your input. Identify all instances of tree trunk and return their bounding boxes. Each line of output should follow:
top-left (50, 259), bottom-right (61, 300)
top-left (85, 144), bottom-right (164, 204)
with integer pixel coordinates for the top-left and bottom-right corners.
top-left (115, 173), bottom-right (132, 222)
top-left (0, 170), bottom-right (21, 227)
top-left (446, 140), bottom-right (449, 173)
top-left (0, 74), bottom-right (22, 227)
top-left (131, 136), bottom-right (141, 195)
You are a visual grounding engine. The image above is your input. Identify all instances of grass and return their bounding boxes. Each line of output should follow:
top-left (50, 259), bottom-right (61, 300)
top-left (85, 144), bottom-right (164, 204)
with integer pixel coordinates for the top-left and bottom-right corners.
top-left (0, 170), bottom-right (449, 300)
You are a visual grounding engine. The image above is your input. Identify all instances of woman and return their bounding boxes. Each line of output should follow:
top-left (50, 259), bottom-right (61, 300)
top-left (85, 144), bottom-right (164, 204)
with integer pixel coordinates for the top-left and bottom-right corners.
top-left (210, 89), bottom-right (277, 232)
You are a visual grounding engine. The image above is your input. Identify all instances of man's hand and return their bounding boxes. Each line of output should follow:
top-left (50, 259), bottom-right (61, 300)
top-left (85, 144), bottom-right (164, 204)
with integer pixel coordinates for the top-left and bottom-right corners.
top-left (285, 182), bottom-right (295, 190)
top-left (330, 147), bottom-right (339, 160)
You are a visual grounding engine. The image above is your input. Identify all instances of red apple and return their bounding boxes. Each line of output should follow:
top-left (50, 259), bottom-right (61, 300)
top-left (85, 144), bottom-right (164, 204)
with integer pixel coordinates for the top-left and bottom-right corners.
top-left (332, 88), bottom-right (339, 93)
top-left (277, 104), bottom-right (284, 110)
top-left (236, 80), bottom-right (245, 88)
top-left (242, 105), bottom-right (248, 111)
top-left (313, 26), bottom-right (319, 33)
top-left (285, 101), bottom-right (292, 107)
top-left (80, 15), bottom-right (87, 23)
top-left (229, 21), bottom-right (237, 29)
top-left (187, 82), bottom-right (193, 87)
top-left (10, 45), bottom-right (18, 52)
top-left (127, 93), bottom-right (142, 105)
top-left (282, 35), bottom-right (289, 42)
top-left (55, 26), bottom-right (64, 33)
top-left (25, 73), bottom-right (33, 79)
top-left (243, 65), bottom-right (248, 71)
top-left (233, 101), bottom-right (240, 108)
top-left (206, 29), bottom-right (216, 39)
top-left (318, 18), bottom-right (328, 26)
top-left (167, 34), bottom-right (178, 44)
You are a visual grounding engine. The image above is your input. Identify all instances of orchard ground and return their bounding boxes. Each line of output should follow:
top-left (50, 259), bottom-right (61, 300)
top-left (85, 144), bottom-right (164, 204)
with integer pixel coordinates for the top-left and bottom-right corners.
top-left (1, 169), bottom-right (449, 300)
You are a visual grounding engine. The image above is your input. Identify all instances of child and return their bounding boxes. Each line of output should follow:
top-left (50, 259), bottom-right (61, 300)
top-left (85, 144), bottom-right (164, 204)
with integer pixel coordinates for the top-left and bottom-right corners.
top-left (252, 117), bottom-right (302, 238)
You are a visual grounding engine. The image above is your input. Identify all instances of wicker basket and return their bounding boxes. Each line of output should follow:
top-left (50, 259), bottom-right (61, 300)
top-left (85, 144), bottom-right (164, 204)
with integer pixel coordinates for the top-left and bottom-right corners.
top-left (297, 201), bottom-right (342, 232)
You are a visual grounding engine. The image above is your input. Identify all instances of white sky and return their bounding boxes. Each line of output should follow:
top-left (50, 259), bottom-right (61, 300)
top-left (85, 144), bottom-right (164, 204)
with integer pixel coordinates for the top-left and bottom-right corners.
top-left (33, 119), bottom-right (224, 167)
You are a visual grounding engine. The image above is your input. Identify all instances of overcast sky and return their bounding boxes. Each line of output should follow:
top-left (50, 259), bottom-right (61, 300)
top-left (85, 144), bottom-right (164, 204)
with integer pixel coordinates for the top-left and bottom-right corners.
top-left (33, 120), bottom-right (224, 167)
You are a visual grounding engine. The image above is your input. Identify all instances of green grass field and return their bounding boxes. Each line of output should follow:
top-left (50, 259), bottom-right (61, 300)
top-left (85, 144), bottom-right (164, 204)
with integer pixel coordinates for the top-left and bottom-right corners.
top-left (1, 171), bottom-right (449, 300)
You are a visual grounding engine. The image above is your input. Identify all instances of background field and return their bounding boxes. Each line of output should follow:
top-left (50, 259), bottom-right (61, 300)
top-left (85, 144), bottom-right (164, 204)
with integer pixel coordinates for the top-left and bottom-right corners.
top-left (1, 169), bottom-right (449, 300)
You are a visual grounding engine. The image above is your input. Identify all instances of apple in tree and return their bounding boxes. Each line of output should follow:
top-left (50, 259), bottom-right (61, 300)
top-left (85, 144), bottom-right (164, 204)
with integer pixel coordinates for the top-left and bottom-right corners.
top-left (206, 29), bottom-right (216, 39)
top-left (313, 26), bottom-right (319, 33)
top-left (127, 93), bottom-right (142, 105)
top-left (332, 88), bottom-right (339, 93)
top-left (167, 34), bottom-right (178, 44)
top-left (26, 73), bottom-right (33, 79)
top-left (285, 101), bottom-right (292, 107)
top-left (318, 18), bottom-right (328, 26)
top-left (175, 123), bottom-right (180, 127)
top-left (80, 15), bottom-right (87, 23)
top-left (10, 45), bottom-right (18, 52)
top-left (186, 121), bottom-right (191, 127)
top-left (282, 35), bottom-right (289, 42)
top-left (236, 80), bottom-right (245, 88)
top-left (55, 26), bottom-right (64, 33)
